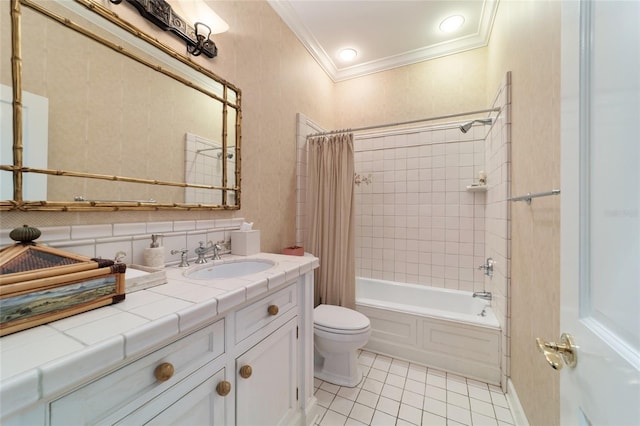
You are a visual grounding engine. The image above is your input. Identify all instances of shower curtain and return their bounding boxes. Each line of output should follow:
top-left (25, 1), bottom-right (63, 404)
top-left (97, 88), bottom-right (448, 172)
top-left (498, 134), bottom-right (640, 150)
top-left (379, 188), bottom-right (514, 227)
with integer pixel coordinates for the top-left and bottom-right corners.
top-left (306, 132), bottom-right (356, 309)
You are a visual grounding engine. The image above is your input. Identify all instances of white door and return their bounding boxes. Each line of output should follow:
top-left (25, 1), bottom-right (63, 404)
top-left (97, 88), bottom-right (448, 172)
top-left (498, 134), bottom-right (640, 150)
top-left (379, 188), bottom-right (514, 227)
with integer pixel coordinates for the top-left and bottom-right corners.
top-left (560, 0), bottom-right (640, 424)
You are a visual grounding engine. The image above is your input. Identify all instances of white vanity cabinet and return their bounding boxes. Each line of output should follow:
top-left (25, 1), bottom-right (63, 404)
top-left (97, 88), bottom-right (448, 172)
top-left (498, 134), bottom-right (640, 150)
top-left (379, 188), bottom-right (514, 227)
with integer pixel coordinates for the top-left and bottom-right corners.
top-left (2, 272), bottom-right (318, 426)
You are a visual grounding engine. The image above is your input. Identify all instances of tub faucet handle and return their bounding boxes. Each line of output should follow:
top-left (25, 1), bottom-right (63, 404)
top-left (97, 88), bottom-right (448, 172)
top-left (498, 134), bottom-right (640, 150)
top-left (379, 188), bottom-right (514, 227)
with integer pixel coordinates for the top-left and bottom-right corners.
top-left (478, 257), bottom-right (495, 277)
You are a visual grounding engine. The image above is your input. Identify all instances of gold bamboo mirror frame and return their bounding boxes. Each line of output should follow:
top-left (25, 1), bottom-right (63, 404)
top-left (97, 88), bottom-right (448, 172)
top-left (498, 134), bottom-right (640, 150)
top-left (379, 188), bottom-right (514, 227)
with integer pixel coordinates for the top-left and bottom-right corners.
top-left (1, 0), bottom-right (241, 211)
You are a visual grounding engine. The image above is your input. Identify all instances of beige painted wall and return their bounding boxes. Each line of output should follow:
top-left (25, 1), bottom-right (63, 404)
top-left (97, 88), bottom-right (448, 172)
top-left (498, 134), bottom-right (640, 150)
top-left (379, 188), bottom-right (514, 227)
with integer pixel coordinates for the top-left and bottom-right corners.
top-left (486, 1), bottom-right (561, 425)
top-left (334, 48), bottom-right (489, 128)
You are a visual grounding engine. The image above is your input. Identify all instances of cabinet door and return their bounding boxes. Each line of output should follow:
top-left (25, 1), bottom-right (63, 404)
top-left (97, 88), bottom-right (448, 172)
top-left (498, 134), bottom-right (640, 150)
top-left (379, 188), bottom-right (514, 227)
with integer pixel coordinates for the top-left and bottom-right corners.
top-left (236, 317), bottom-right (298, 426)
top-left (145, 367), bottom-right (226, 426)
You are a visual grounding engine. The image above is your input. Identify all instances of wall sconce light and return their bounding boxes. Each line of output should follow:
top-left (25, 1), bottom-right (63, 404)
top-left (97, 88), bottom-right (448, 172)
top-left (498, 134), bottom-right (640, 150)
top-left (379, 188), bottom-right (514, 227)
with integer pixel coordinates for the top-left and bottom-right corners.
top-left (189, 22), bottom-right (213, 57)
top-left (109, 0), bottom-right (220, 58)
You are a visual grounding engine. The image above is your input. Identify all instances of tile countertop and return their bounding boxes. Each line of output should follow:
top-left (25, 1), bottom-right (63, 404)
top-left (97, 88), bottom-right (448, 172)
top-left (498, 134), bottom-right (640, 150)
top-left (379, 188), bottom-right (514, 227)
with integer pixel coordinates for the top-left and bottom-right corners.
top-left (0, 252), bottom-right (319, 418)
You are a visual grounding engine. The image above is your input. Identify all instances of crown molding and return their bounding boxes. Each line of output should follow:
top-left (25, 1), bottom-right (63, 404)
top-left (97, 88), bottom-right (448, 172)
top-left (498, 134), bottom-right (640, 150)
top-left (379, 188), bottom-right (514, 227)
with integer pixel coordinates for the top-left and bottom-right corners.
top-left (269, 0), bottom-right (499, 82)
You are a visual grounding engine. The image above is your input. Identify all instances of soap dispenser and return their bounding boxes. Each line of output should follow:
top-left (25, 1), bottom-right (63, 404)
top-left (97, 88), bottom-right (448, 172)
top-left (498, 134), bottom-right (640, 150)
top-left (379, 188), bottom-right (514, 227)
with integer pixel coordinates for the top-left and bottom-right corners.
top-left (143, 234), bottom-right (165, 268)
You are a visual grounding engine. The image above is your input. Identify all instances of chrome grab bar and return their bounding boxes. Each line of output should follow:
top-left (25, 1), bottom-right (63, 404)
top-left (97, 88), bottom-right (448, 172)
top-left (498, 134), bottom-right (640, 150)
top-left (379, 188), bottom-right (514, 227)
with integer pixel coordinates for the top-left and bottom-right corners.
top-left (509, 189), bottom-right (560, 204)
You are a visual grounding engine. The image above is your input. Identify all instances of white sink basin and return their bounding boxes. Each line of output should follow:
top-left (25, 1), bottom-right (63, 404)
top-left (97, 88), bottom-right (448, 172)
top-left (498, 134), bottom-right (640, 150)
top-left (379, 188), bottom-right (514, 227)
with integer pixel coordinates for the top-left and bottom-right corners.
top-left (185, 259), bottom-right (276, 280)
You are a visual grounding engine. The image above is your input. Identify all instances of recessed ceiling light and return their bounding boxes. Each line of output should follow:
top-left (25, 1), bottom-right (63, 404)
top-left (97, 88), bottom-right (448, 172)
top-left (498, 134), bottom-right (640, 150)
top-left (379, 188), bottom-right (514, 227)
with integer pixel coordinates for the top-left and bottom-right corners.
top-left (439, 15), bottom-right (465, 33)
top-left (339, 48), bottom-right (358, 62)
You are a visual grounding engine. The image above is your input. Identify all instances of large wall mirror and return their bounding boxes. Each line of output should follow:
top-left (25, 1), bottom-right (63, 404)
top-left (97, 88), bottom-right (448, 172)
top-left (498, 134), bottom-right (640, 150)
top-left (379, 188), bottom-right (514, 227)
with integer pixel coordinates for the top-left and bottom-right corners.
top-left (0, 0), bottom-right (241, 211)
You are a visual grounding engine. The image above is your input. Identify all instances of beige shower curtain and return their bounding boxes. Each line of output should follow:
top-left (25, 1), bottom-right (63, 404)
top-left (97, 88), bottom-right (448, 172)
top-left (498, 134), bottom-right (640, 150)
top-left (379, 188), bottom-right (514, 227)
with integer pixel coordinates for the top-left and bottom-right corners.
top-left (306, 133), bottom-right (356, 309)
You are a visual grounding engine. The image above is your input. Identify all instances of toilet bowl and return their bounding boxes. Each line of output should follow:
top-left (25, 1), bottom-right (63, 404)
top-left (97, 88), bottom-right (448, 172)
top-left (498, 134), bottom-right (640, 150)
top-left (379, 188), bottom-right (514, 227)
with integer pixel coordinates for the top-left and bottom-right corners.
top-left (314, 304), bottom-right (371, 387)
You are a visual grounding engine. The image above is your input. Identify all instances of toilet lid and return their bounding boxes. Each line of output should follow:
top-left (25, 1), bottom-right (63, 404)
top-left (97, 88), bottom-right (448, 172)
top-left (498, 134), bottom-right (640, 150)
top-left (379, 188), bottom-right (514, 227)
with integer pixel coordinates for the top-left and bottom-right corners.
top-left (314, 304), bottom-right (370, 331)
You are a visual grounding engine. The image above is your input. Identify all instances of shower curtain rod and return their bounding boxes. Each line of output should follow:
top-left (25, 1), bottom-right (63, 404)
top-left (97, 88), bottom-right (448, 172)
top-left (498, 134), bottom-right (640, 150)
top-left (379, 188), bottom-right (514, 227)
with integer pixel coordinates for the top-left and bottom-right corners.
top-left (306, 107), bottom-right (501, 138)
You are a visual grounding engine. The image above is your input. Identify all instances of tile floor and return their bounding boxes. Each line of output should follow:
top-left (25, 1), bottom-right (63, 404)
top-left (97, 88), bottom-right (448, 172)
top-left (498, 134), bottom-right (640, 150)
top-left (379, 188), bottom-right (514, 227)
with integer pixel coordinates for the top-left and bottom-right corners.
top-left (314, 350), bottom-right (514, 426)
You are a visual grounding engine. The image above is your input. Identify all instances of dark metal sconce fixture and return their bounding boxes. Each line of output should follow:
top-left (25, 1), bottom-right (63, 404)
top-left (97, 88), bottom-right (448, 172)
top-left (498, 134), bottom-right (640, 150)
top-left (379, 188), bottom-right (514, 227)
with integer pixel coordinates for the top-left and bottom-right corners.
top-left (109, 0), bottom-right (218, 58)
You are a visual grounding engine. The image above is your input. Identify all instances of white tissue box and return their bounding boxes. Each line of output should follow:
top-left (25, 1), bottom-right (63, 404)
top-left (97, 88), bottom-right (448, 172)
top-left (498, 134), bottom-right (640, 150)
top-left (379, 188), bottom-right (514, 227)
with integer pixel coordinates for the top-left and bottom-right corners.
top-left (231, 230), bottom-right (260, 256)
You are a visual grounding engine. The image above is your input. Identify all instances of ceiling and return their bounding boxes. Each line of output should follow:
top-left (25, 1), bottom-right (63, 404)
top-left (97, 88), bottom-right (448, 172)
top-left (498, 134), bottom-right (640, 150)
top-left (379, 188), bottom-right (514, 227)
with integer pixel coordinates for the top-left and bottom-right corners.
top-left (268, 0), bottom-right (499, 82)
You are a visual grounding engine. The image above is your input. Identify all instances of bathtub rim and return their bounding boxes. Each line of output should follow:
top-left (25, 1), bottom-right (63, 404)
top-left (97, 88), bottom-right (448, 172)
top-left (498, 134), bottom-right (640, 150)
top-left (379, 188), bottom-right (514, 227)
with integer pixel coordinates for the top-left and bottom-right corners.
top-left (355, 277), bottom-right (501, 329)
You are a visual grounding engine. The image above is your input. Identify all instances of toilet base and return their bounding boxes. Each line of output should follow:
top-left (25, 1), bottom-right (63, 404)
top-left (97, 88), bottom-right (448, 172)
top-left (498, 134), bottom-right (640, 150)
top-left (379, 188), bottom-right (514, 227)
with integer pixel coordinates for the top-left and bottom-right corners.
top-left (314, 348), bottom-right (363, 387)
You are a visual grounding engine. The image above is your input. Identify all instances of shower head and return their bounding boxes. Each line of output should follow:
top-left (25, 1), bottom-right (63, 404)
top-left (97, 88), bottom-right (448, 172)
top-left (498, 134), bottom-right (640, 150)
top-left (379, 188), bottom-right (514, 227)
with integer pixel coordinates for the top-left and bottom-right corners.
top-left (459, 118), bottom-right (493, 133)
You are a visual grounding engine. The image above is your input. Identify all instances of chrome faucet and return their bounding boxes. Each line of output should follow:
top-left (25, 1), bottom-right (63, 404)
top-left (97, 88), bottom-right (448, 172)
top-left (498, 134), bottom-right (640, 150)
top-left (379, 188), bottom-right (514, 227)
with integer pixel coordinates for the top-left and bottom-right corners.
top-left (113, 251), bottom-right (127, 264)
top-left (478, 257), bottom-right (495, 277)
top-left (212, 242), bottom-right (222, 260)
top-left (473, 291), bottom-right (492, 301)
top-left (194, 241), bottom-right (223, 264)
top-left (171, 248), bottom-right (189, 267)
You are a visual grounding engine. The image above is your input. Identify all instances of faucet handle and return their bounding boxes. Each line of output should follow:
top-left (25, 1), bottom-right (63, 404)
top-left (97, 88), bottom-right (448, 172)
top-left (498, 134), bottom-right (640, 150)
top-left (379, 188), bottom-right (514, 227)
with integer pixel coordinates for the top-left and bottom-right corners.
top-left (114, 251), bottom-right (127, 263)
top-left (478, 257), bottom-right (495, 277)
top-left (171, 248), bottom-right (190, 267)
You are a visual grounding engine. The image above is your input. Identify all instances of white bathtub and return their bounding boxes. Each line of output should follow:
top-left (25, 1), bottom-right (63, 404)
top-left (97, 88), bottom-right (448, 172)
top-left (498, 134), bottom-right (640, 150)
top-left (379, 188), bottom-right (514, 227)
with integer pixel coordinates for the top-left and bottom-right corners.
top-left (356, 277), bottom-right (501, 385)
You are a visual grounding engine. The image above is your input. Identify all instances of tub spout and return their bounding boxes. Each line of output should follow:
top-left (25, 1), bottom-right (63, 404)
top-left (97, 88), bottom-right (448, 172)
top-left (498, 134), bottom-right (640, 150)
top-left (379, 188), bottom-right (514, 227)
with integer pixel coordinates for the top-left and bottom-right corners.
top-left (473, 291), bottom-right (492, 301)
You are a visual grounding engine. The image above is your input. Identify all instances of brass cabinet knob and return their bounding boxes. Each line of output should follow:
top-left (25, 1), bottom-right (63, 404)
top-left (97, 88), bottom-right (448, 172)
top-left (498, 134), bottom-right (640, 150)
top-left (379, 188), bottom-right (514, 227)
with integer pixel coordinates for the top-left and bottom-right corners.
top-left (536, 333), bottom-right (577, 370)
top-left (216, 380), bottom-right (231, 396)
top-left (267, 305), bottom-right (279, 316)
top-left (239, 365), bottom-right (252, 379)
top-left (154, 362), bottom-right (175, 382)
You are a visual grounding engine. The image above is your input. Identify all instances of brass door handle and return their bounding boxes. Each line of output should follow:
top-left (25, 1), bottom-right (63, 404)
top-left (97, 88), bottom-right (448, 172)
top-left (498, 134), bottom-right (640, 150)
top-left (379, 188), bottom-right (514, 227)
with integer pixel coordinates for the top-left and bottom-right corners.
top-left (267, 305), bottom-right (279, 316)
top-left (216, 380), bottom-right (231, 396)
top-left (536, 333), bottom-right (577, 370)
top-left (154, 362), bottom-right (175, 382)
top-left (239, 365), bottom-right (252, 379)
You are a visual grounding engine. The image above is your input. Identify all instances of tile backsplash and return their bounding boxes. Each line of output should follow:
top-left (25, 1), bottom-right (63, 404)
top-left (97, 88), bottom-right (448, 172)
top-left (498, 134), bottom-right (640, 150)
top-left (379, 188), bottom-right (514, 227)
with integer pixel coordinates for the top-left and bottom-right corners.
top-left (0, 218), bottom-right (246, 267)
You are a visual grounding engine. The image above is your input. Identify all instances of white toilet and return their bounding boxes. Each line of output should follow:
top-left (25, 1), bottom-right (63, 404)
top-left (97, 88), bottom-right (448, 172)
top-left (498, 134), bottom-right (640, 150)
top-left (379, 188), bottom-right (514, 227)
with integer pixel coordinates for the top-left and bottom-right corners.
top-left (313, 304), bottom-right (371, 387)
